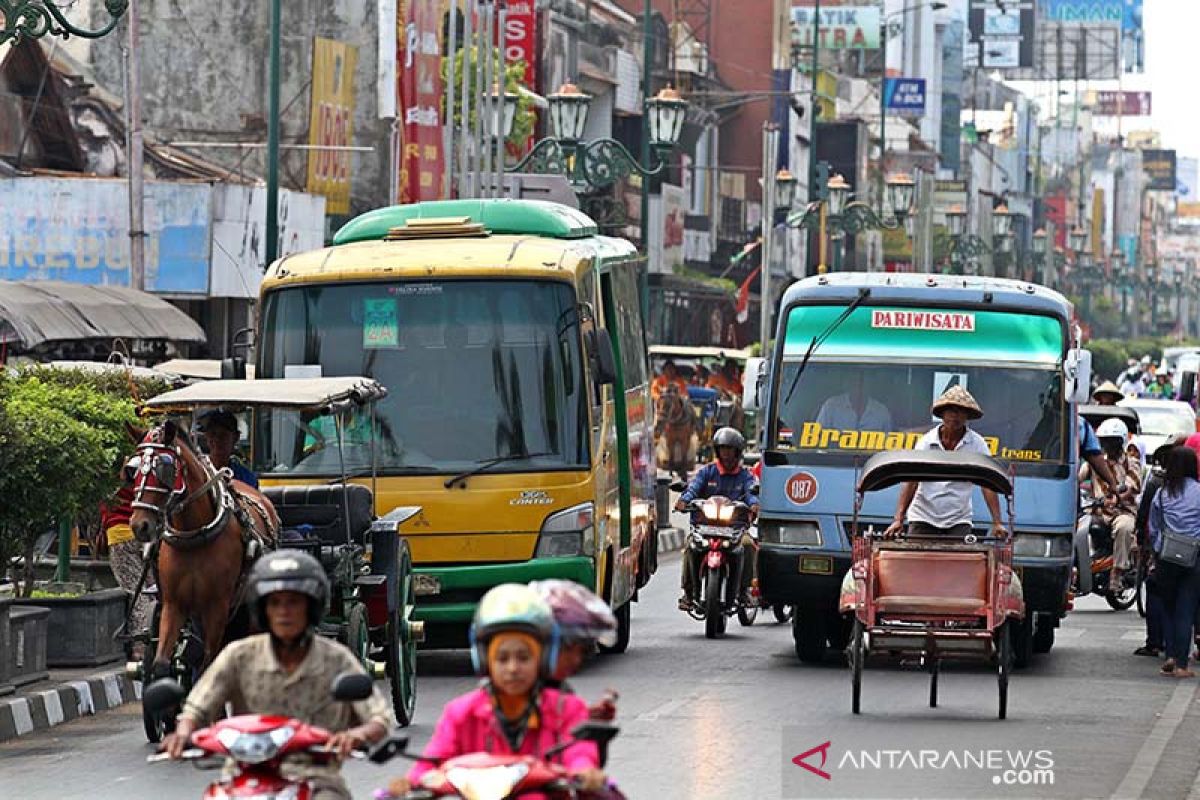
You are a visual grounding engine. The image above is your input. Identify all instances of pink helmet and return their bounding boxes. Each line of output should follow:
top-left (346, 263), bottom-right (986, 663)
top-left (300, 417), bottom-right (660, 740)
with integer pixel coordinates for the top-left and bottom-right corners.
top-left (529, 579), bottom-right (617, 647)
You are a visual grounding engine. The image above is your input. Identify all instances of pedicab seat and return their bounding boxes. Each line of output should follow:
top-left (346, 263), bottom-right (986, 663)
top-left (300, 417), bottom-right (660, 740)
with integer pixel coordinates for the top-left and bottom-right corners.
top-left (262, 483), bottom-right (374, 546)
top-left (874, 550), bottom-right (988, 616)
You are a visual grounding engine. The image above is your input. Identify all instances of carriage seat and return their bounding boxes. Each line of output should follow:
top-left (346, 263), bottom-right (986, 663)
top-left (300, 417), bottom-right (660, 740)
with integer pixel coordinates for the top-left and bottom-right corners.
top-left (873, 550), bottom-right (988, 616)
top-left (262, 484), bottom-right (374, 546)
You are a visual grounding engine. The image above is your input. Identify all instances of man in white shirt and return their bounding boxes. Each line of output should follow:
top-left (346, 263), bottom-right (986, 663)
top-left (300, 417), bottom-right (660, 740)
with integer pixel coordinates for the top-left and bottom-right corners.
top-left (815, 372), bottom-right (893, 432)
top-left (884, 385), bottom-right (1005, 538)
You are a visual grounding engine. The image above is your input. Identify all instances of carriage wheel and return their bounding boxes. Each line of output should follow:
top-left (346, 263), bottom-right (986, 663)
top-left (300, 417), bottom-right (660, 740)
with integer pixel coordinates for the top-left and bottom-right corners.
top-left (704, 567), bottom-right (725, 639)
top-left (141, 603), bottom-right (172, 744)
top-left (347, 604), bottom-right (370, 670)
top-left (997, 622), bottom-right (1012, 720)
top-left (386, 545), bottom-right (418, 727)
top-left (850, 619), bottom-right (865, 714)
top-left (929, 657), bottom-right (939, 708)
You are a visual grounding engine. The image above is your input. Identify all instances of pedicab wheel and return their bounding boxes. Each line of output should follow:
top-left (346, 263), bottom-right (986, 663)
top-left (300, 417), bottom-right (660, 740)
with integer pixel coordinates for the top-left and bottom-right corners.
top-left (773, 604), bottom-right (792, 623)
top-left (997, 621), bottom-right (1012, 720)
top-left (737, 599), bottom-right (758, 627)
top-left (141, 604), bottom-right (171, 744)
top-left (793, 611), bottom-right (828, 663)
top-left (386, 545), bottom-right (418, 726)
top-left (929, 658), bottom-right (939, 708)
top-left (704, 567), bottom-right (725, 639)
top-left (600, 600), bottom-right (631, 655)
top-left (849, 619), bottom-right (865, 715)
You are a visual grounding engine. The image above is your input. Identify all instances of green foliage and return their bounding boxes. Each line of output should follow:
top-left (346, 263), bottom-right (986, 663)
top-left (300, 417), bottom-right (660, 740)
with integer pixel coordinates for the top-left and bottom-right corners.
top-left (442, 48), bottom-right (536, 145)
top-left (1086, 336), bottom-right (1200, 381)
top-left (747, 342), bottom-right (763, 358)
top-left (675, 266), bottom-right (736, 295)
top-left (0, 367), bottom-right (168, 595)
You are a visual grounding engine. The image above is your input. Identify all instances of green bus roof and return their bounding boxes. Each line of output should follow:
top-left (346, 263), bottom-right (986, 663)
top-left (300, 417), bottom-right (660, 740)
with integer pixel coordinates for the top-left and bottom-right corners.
top-left (333, 199), bottom-right (599, 245)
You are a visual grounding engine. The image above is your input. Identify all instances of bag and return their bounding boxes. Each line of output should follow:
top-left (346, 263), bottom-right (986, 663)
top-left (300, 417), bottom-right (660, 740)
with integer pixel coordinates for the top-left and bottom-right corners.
top-left (1156, 493), bottom-right (1200, 568)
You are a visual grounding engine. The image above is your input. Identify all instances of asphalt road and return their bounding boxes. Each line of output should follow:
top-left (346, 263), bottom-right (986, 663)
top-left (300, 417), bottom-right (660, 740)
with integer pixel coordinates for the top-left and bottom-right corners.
top-left (5, 547), bottom-right (1200, 799)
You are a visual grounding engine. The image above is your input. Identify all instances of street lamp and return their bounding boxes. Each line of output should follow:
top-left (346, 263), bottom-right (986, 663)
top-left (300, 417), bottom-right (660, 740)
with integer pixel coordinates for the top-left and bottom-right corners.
top-left (775, 169), bottom-right (798, 213)
top-left (547, 83), bottom-right (592, 143)
top-left (1032, 228), bottom-right (1048, 256)
top-left (886, 173), bottom-right (916, 219)
top-left (946, 205), bottom-right (966, 237)
top-left (646, 87), bottom-right (689, 150)
top-left (827, 174), bottom-right (851, 217)
top-left (993, 203), bottom-right (1013, 237)
top-left (0, 0), bottom-right (129, 44)
top-left (784, 172), bottom-right (916, 272)
top-left (1069, 226), bottom-right (1087, 254)
top-left (485, 84), bottom-right (521, 143)
top-left (1032, 228), bottom-right (1049, 286)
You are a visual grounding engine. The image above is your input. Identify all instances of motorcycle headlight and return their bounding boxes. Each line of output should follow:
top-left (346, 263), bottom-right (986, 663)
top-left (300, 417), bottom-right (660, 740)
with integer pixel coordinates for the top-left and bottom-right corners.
top-left (535, 503), bottom-right (595, 558)
top-left (215, 725), bottom-right (294, 765)
top-left (445, 762), bottom-right (530, 800)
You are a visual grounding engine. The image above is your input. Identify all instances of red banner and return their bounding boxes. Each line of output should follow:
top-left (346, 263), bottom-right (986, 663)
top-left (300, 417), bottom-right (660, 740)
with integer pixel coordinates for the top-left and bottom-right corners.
top-left (504, 2), bottom-right (537, 88)
top-left (398, 0), bottom-right (445, 203)
top-left (1044, 194), bottom-right (1068, 250)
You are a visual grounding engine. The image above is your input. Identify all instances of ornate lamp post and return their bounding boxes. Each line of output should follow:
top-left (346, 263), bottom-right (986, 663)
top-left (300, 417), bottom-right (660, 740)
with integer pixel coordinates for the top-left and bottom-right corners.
top-left (1112, 248), bottom-right (1131, 330)
top-left (1032, 228), bottom-right (1048, 286)
top-left (942, 204), bottom-right (988, 274)
top-left (1, 1), bottom-right (129, 43)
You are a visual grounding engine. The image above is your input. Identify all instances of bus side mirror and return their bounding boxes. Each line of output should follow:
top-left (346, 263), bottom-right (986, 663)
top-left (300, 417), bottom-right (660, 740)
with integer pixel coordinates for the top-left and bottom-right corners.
top-left (743, 357), bottom-right (767, 411)
top-left (1064, 349), bottom-right (1092, 405)
top-left (585, 330), bottom-right (618, 386)
top-left (1181, 372), bottom-right (1197, 404)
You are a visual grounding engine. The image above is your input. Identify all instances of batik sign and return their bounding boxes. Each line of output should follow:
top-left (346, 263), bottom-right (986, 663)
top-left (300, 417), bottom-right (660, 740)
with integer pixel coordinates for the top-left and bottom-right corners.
top-left (397, 0), bottom-right (445, 203)
top-left (306, 38), bottom-right (358, 215)
top-left (790, 5), bottom-right (880, 50)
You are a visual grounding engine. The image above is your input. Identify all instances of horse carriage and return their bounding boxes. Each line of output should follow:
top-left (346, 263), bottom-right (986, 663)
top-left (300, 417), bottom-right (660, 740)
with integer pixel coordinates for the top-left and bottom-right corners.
top-left (839, 450), bottom-right (1024, 719)
top-left (125, 377), bottom-right (423, 741)
top-left (650, 345), bottom-right (751, 476)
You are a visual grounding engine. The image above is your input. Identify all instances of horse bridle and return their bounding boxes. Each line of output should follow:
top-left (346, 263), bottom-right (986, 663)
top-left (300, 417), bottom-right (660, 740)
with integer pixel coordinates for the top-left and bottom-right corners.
top-left (130, 431), bottom-right (234, 543)
top-left (658, 392), bottom-right (691, 427)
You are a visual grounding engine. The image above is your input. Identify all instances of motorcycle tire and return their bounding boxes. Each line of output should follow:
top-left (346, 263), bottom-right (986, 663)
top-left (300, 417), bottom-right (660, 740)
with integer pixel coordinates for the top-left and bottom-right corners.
top-left (773, 604), bottom-right (793, 623)
top-left (737, 595), bottom-right (758, 627)
top-left (704, 567), bottom-right (725, 639)
top-left (1136, 561), bottom-right (1148, 619)
top-left (1106, 577), bottom-right (1138, 611)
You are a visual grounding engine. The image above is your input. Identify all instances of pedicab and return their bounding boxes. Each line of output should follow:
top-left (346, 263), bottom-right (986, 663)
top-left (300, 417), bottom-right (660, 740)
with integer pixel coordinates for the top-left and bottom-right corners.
top-left (839, 449), bottom-right (1024, 719)
top-left (128, 376), bottom-right (424, 741)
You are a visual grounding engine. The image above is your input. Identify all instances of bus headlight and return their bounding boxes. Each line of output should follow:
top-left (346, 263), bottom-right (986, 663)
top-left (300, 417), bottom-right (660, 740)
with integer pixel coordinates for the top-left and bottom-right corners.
top-left (536, 503), bottom-right (595, 558)
top-left (1012, 534), bottom-right (1073, 559)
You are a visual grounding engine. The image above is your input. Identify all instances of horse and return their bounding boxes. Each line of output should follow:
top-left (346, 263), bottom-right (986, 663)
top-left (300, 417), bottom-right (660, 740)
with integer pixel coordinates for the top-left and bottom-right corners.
top-left (654, 387), bottom-right (698, 481)
top-left (127, 420), bottom-right (279, 677)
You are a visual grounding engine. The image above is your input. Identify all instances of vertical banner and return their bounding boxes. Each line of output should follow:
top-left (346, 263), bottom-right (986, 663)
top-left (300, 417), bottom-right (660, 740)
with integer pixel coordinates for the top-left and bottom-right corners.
top-left (398, 0), bottom-right (446, 203)
top-left (306, 38), bottom-right (359, 216)
top-left (504, 1), bottom-right (537, 88)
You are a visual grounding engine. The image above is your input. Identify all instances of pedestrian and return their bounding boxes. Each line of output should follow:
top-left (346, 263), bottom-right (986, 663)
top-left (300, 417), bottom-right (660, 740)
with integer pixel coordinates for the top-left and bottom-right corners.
top-left (104, 463), bottom-right (153, 659)
top-left (1148, 446), bottom-right (1200, 678)
top-left (1133, 436), bottom-right (1186, 658)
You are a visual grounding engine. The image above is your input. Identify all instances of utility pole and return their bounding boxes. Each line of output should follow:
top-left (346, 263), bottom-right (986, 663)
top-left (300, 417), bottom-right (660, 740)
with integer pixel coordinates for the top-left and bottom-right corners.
top-left (126, 0), bottom-right (145, 292)
top-left (761, 124), bottom-right (780, 352)
top-left (640, 0), bottom-right (653, 320)
top-left (807, 0), bottom-right (821, 202)
top-left (265, 0), bottom-right (282, 265)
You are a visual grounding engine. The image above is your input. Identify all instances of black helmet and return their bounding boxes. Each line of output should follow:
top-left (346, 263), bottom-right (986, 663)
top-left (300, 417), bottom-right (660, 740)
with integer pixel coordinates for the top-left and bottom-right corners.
top-left (713, 427), bottom-right (745, 454)
top-left (248, 550), bottom-right (329, 631)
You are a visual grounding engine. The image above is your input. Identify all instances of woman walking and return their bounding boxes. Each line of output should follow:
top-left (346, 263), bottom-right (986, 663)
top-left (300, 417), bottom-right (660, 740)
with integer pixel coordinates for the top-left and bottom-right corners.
top-left (1148, 446), bottom-right (1200, 677)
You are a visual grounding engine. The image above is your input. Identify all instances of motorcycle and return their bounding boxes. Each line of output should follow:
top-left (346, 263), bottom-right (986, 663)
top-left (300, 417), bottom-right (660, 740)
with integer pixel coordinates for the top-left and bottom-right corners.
top-left (677, 492), bottom-right (759, 638)
top-left (144, 672), bottom-right (406, 799)
top-left (377, 721), bottom-right (623, 800)
top-left (1073, 498), bottom-right (1139, 611)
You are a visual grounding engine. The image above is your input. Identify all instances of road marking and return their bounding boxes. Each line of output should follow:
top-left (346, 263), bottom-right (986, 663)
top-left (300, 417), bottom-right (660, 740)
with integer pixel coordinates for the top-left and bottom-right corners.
top-left (1111, 681), bottom-right (1196, 800)
top-left (635, 694), bottom-right (694, 722)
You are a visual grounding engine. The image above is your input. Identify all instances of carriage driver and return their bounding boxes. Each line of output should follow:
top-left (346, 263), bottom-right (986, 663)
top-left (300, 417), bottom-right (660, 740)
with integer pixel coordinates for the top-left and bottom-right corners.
top-left (162, 550), bottom-right (394, 800)
top-left (884, 386), bottom-right (1005, 539)
top-left (674, 427), bottom-right (759, 610)
top-left (196, 409), bottom-right (259, 488)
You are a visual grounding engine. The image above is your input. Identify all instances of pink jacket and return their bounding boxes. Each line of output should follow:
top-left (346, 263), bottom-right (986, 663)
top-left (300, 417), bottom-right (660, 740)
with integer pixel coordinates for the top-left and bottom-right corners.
top-left (407, 686), bottom-right (599, 784)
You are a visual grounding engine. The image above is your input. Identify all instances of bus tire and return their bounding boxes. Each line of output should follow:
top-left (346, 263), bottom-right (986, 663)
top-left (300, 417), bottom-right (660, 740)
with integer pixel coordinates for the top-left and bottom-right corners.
top-left (1032, 616), bottom-right (1055, 654)
top-left (600, 600), bottom-right (631, 654)
top-left (793, 610), bottom-right (828, 663)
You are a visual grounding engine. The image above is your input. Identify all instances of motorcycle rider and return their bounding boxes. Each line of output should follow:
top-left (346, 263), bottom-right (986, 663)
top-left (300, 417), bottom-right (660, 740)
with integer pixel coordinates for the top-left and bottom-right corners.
top-left (674, 427), bottom-right (759, 611)
top-left (385, 584), bottom-right (605, 796)
top-left (161, 550), bottom-right (393, 799)
top-left (1081, 418), bottom-right (1142, 591)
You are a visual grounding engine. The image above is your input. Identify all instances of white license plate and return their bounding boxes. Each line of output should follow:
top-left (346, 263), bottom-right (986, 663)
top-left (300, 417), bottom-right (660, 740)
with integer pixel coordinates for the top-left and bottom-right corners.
top-left (413, 574), bottom-right (441, 596)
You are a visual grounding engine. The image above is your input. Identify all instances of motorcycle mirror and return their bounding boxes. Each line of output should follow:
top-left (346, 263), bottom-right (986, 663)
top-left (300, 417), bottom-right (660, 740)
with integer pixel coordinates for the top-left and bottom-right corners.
top-left (143, 678), bottom-right (187, 715)
top-left (669, 480), bottom-right (687, 493)
top-left (368, 733), bottom-right (411, 764)
top-left (330, 671), bottom-right (374, 702)
top-left (569, 721), bottom-right (620, 746)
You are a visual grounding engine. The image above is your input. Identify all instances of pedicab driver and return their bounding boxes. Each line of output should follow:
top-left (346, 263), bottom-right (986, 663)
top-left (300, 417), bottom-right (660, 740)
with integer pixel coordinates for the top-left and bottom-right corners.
top-left (161, 550), bottom-right (394, 800)
top-left (884, 386), bottom-right (1005, 539)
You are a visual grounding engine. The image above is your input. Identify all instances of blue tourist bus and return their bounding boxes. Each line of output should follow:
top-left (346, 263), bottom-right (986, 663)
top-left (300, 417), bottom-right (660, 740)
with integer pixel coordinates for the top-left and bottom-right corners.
top-left (751, 273), bottom-right (1090, 665)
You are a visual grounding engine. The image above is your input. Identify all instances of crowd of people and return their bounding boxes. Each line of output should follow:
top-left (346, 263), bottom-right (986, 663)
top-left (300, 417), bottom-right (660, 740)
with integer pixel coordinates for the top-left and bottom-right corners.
top-left (650, 358), bottom-right (743, 401)
top-left (1116, 356), bottom-right (1192, 402)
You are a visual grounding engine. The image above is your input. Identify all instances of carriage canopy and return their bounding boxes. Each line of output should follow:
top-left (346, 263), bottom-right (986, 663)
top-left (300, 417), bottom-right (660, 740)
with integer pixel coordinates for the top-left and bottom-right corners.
top-left (141, 377), bottom-right (386, 412)
top-left (856, 449), bottom-right (1013, 496)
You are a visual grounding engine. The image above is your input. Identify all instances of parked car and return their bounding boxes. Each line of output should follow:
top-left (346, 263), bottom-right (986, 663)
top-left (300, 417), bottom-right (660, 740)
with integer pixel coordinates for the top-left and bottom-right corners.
top-left (1118, 398), bottom-right (1197, 454)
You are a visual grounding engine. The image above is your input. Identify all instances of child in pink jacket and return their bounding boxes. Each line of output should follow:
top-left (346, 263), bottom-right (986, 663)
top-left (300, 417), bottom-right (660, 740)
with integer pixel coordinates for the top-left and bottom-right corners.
top-left (386, 584), bottom-right (604, 796)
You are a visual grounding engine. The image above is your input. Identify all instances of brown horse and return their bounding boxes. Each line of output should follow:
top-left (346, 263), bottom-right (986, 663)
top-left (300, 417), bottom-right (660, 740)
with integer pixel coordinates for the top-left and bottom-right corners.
top-left (654, 387), bottom-right (698, 481)
top-left (127, 420), bottom-right (279, 676)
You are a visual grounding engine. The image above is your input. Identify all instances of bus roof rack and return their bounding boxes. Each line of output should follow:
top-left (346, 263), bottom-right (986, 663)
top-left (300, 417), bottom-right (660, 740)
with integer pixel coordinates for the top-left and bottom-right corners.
top-left (333, 199), bottom-right (598, 245)
top-left (382, 217), bottom-right (488, 240)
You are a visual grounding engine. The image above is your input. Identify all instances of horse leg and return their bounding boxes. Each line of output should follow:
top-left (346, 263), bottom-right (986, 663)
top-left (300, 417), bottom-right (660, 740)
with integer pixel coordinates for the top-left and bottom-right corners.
top-left (199, 607), bottom-right (231, 672)
top-left (153, 601), bottom-right (185, 680)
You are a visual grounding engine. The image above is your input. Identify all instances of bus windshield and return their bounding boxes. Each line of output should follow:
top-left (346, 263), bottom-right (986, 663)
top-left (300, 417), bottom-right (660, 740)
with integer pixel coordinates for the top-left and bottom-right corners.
top-left (771, 361), bottom-right (1068, 465)
top-left (254, 279), bottom-right (589, 476)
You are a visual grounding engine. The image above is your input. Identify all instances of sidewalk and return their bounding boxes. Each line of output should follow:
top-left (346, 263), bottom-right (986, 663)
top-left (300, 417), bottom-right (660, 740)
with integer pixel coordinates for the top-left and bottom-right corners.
top-left (0, 663), bottom-right (140, 743)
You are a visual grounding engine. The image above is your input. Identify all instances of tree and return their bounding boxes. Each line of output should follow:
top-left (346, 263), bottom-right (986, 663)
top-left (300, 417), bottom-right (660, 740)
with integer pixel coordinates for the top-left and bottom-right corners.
top-left (442, 48), bottom-right (536, 146)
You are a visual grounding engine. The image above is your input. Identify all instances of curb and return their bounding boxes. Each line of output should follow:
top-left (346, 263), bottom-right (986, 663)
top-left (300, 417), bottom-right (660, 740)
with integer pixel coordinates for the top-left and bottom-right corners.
top-left (658, 526), bottom-right (685, 554)
top-left (0, 668), bottom-right (140, 743)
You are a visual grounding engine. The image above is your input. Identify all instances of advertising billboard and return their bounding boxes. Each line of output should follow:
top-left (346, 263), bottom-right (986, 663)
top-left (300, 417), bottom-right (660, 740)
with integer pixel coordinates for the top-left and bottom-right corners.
top-left (306, 37), bottom-right (359, 215)
top-left (969, 0), bottom-right (1035, 69)
top-left (884, 78), bottom-right (926, 116)
top-left (791, 5), bottom-right (880, 50)
top-left (1091, 90), bottom-right (1150, 116)
top-left (1143, 149), bottom-right (1177, 192)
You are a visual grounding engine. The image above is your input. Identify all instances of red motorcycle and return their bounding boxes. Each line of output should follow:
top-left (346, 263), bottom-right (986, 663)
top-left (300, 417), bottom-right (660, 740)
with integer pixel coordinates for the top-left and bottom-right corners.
top-left (145, 673), bottom-right (406, 799)
top-left (677, 492), bottom-right (759, 638)
top-left (378, 722), bottom-right (622, 800)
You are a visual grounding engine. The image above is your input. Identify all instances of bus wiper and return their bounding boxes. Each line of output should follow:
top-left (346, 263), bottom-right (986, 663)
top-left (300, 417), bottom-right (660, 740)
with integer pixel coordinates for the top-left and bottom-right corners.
top-left (444, 452), bottom-right (555, 489)
top-left (783, 288), bottom-right (871, 406)
top-left (326, 465), bottom-right (435, 484)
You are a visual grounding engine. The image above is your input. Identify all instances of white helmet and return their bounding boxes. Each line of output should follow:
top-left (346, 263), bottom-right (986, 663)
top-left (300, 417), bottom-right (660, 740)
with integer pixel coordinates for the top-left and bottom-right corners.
top-left (1095, 418), bottom-right (1129, 441)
